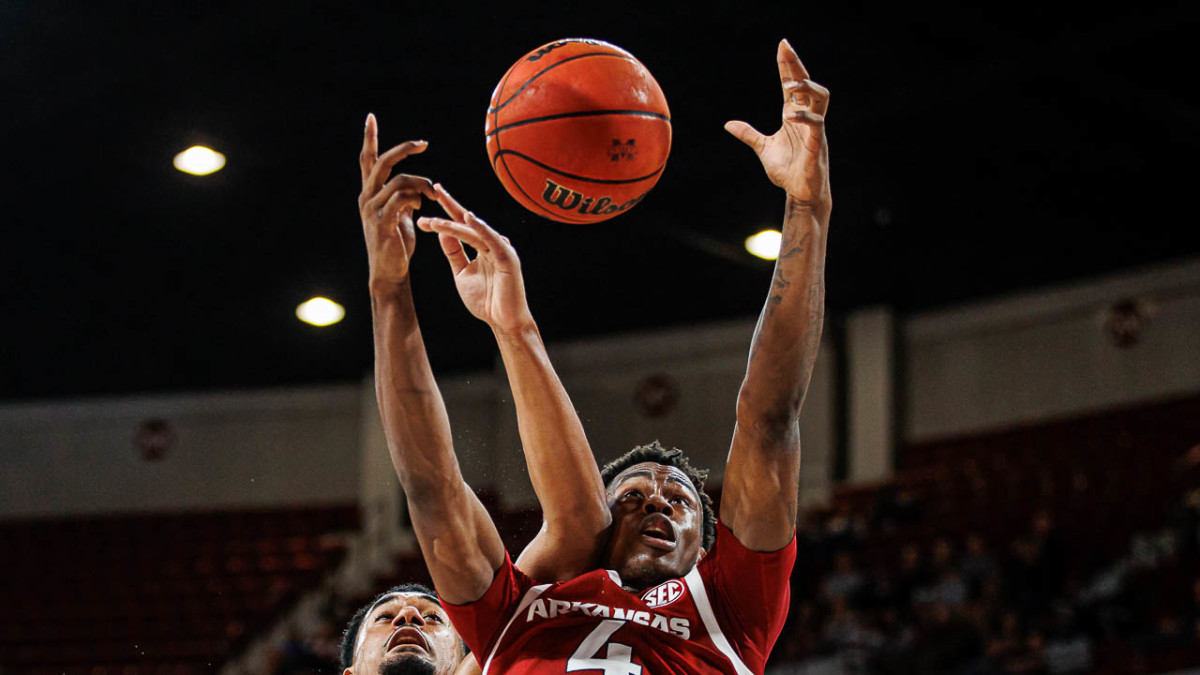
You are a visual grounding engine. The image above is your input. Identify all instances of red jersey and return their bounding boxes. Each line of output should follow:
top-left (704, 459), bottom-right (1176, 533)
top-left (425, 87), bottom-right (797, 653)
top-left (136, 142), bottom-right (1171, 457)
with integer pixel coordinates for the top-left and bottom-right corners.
top-left (444, 521), bottom-right (796, 675)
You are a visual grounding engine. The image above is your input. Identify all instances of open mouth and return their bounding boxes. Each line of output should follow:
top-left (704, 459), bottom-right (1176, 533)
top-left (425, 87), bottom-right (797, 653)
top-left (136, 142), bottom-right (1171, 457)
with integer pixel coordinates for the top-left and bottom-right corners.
top-left (386, 626), bottom-right (430, 655)
top-left (639, 514), bottom-right (677, 551)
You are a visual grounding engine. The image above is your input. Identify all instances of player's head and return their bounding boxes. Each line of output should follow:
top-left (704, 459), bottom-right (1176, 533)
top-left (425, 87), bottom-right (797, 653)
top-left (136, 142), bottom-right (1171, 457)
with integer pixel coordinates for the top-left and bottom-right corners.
top-left (341, 583), bottom-right (465, 675)
top-left (599, 441), bottom-right (716, 591)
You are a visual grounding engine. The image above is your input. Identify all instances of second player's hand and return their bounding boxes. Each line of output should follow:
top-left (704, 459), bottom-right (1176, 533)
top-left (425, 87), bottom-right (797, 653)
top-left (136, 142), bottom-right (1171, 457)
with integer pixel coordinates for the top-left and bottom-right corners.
top-left (725, 39), bottom-right (831, 215)
top-left (358, 113), bottom-right (437, 289)
top-left (416, 185), bottom-right (534, 334)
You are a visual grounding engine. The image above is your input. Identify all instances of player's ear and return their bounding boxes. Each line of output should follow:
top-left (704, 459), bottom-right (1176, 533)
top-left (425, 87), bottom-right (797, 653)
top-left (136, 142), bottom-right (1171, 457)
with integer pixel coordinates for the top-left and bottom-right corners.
top-left (344, 667), bottom-right (354, 675)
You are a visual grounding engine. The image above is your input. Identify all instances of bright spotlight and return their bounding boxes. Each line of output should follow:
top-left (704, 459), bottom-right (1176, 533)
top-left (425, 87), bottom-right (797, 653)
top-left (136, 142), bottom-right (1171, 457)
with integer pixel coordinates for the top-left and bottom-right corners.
top-left (744, 229), bottom-right (783, 260)
top-left (296, 297), bottom-right (345, 327)
top-left (173, 146), bottom-right (226, 176)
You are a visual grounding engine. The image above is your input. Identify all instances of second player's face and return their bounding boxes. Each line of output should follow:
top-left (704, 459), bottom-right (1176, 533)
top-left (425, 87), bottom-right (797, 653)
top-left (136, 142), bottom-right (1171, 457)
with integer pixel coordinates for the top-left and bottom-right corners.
top-left (348, 593), bottom-right (463, 675)
top-left (602, 462), bottom-right (704, 591)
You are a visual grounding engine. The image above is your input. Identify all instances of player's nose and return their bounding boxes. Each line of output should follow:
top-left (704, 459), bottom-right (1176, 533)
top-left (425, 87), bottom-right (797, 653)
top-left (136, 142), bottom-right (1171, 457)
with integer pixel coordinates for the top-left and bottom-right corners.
top-left (393, 605), bottom-right (426, 627)
top-left (642, 492), bottom-right (673, 516)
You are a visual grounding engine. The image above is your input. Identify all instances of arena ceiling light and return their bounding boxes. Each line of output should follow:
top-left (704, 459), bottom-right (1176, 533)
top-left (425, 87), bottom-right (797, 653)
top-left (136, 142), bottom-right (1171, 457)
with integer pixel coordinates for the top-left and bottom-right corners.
top-left (296, 297), bottom-right (345, 327)
top-left (744, 229), bottom-right (782, 260)
top-left (173, 146), bottom-right (226, 176)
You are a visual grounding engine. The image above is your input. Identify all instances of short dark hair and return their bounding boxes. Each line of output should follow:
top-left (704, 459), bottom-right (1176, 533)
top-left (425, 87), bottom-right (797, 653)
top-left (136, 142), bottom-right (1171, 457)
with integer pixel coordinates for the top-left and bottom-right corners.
top-left (339, 583), bottom-right (438, 670)
top-left (600, 440), bottom-right (717, 551)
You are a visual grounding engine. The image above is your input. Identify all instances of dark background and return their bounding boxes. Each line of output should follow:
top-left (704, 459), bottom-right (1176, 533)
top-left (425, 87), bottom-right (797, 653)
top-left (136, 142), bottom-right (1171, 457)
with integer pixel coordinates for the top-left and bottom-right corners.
top-left (3, 1), bottom-right (1196, 401)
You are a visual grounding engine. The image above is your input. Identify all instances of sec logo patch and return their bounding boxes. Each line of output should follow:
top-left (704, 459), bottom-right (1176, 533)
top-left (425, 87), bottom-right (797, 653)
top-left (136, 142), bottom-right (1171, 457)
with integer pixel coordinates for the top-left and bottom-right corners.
top-left (641, 579), bottom-right (686, 609)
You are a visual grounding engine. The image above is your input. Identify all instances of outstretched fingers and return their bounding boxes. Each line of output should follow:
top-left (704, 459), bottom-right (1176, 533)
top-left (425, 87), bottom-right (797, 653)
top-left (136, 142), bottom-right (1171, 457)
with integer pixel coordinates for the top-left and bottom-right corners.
top-left (417, 217), bottom-right (491, 253)
top-left (418, 210), bottom-right (517, 271)
top-left (776, 39), bottom-right (811, 96)
top-left (360, 113), bottom-right (379, 183)
top-left (432, 183), bottom-right (468, 221)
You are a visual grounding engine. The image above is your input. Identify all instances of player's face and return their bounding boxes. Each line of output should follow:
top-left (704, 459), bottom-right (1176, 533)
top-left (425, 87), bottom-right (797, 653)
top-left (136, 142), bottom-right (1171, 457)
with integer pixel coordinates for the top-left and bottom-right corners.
top-left (602, 462), bottom-right (704, 591)
top-left (347, 592), bottom-right (463, 675)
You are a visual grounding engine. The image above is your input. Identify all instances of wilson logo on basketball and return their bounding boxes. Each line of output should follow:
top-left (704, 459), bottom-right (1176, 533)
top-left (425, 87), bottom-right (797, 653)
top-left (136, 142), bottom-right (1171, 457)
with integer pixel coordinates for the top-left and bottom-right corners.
top-left (542, 179), bottom-right (649, 217)
top-left (641, 579), bottom-right (686, 609)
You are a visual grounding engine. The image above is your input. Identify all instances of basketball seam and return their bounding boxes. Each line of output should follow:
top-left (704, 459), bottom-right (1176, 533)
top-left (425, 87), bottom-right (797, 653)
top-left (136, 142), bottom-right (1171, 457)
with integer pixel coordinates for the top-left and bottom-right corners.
top-left (484, 109), bottom-right (671, 138)
top-left (488, 52), bottom-right (636, 114)
top-left (492, 149), bottom-right (666, 185)
top-left (490, 153), bottom-right (590, 224)
top-left (493, 57), bottom-right (533, 221)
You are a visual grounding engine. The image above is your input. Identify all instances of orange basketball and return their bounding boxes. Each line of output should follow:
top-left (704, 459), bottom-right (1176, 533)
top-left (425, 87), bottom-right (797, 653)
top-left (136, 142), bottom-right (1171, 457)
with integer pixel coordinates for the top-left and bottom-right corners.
top-left (485, 38), bottom-right (671, 224)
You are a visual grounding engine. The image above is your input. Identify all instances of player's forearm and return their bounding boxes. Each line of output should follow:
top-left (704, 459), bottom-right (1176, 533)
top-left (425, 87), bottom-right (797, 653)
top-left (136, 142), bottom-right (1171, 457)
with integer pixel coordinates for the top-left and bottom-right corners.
top-left (493, 323), bottom-right (610, 534)
top-left (736, 197), bottom-right (828, 438)
top-left (372, 281), bottom-right (505, 601)
top-left (371, 280), bottom-right (464, 496)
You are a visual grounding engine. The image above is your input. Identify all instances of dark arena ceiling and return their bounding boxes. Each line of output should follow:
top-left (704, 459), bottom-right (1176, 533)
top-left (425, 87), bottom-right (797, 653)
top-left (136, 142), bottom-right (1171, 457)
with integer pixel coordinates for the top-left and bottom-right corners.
top-left (3, 2), bottom-right (1197, 401)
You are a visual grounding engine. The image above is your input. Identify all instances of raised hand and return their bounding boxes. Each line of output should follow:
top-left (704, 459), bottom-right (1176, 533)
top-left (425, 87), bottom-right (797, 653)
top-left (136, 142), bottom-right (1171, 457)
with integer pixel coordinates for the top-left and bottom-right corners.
top-left (416, 185), bottom-right (534, 334)
top-left (358, 113), bottom-right (437, 287)
top-left (724, 39), bottom-right (831, 214)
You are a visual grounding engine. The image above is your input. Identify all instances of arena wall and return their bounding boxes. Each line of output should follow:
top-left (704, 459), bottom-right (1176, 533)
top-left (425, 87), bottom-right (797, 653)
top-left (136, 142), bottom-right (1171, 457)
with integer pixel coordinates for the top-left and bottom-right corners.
top-left (0, 386), bottom-right (362, 518)
top-left (905, 257), bottom-right (1200, 442)
top-left (4, 258), bottom-right (1195, 520)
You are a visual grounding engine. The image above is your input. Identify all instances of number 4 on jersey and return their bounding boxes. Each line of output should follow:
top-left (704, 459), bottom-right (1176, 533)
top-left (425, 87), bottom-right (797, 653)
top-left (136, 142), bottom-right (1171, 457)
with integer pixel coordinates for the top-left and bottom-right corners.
top-left (566, 620), bottom-right (643, 675)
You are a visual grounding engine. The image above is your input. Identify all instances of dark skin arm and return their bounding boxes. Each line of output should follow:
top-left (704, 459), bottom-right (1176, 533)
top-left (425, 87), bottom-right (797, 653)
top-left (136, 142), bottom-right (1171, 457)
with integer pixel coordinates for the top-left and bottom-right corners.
top-left (360, 114), bottom-right (505, 604)
top-left (719, 39), bottom-right (831, 552)
top-left (417, 189), bottom-right (611, 582)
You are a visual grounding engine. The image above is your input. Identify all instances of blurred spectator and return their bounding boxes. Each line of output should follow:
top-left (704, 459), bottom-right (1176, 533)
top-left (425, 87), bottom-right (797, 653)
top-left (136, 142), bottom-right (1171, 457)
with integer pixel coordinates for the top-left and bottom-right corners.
top-left (906, 602), bottom-right (984, 674)
top-left (1041, 609), bottom-right (1092, 675)
top-left (914, 538), bottom-right (968, 608)
top-left (772, 427), bottom-right (1200, 674)
top-left (1189, 577), bottom-right (1200, 625)
top-left (986, 611), bottom-right (1028, 665)
top-left (270, 616), bottom-right (340, 675)
top-left (820, 596), bottom-right (884, 672)
top-left (871, 607), bottom-right (916, 673)
top-left (1172, 488), bottom-right (1200, 566)
top-left (1007, 511), bottom-right (1066, 615)
top-left (1005, 631), bottom-right (1048, 674)
top-left (821, 552), bottom-right (866, 606)
top-left (1140, 614), bottom-right (1187, 655)
top-left (780, 601), bottom-right (822, 662)
top-left (873, 485), bottom-right (924, 533)
top-left (891, 543), bottom-right (930, 619)
top-left (824, 504), bottom-right (868, 554)
top-left (961, 533), bottom-right (1000, 598)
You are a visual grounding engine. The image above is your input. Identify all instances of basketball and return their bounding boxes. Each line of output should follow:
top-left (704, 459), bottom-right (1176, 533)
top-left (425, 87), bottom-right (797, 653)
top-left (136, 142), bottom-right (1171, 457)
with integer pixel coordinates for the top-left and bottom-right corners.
top-left (485, 38), bottom-right (671, 224)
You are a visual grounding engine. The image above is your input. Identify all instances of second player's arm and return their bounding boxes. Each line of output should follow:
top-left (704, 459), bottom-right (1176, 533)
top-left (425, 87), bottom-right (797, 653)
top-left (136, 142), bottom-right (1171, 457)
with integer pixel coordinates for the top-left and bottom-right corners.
top-left (419, 188), bottom-right (611, 582)
top-left (720, 40), bottom-right (832, 552)
top-left (494, 323), bottom-right (611, 581)
top-left (359, 115), bottom-right (504, 605)
top-left (372, 283), bottom-right (505, 603)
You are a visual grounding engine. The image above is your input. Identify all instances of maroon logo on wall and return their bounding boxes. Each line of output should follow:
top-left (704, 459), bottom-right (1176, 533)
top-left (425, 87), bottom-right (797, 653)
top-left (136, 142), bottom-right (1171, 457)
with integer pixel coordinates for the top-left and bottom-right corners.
top-left (1103, 298), bottom-right (1153, 349)
top-left (134, 418), bottom-right (176, 462)
top-left (635, 373), bottom-right (678, 418)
